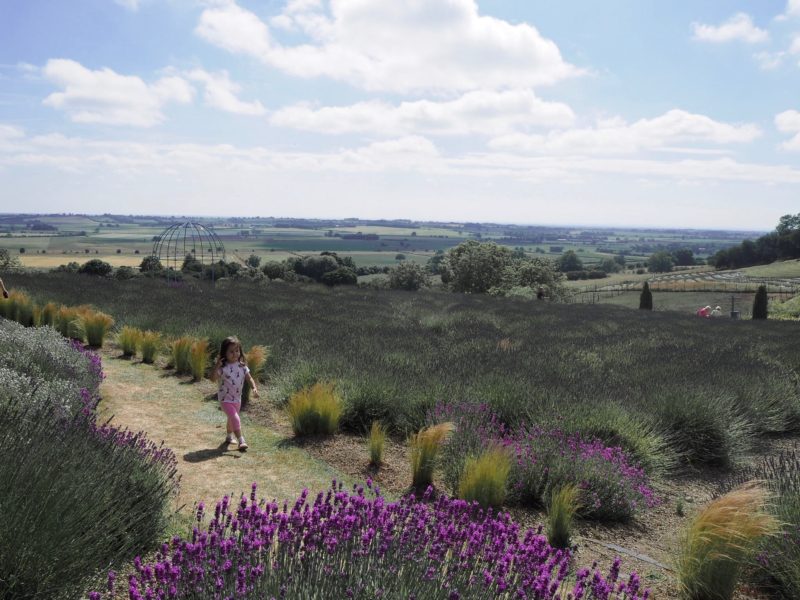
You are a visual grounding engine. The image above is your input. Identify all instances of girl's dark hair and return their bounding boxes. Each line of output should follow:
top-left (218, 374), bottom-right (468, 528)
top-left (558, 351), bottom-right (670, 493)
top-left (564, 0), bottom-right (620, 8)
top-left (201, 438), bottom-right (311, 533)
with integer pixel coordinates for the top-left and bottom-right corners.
top-left (219, 336), bottom-right (245, 366)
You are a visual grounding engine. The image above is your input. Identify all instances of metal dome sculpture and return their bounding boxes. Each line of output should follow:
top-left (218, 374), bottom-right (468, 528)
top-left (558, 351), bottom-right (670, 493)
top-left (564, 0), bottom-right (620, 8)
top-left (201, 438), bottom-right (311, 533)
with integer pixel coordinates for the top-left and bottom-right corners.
top-left (151, 222), bottom-right (226, 269)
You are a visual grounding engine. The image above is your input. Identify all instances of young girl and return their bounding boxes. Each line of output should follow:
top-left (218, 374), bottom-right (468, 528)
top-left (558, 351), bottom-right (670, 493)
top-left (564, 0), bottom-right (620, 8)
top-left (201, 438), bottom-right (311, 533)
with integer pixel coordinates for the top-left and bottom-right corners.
top-left (211, 336), bottom-right (259, 451)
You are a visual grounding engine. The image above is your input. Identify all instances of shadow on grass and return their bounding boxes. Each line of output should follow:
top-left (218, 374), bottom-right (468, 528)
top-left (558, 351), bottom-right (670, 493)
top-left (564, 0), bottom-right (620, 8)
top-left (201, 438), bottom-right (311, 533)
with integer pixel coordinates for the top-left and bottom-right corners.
top-left (183, 442), bottom-right (242, 462)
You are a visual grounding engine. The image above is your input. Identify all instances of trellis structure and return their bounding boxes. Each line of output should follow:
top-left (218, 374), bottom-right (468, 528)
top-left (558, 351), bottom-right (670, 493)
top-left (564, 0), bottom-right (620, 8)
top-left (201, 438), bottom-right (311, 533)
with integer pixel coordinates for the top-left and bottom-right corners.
top-left (151, 222), bottom-right (226, 270)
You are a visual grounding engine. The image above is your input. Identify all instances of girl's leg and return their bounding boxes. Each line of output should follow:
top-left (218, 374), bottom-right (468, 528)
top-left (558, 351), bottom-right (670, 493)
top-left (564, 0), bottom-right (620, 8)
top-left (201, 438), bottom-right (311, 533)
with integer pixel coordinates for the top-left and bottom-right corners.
top-left (221, 402), bottom-right (241, 436)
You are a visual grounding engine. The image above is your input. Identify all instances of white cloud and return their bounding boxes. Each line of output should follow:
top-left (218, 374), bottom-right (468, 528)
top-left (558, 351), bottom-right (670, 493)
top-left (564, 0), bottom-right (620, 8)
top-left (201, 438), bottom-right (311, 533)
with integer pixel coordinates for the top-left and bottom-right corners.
top-left (776, 109), bottom-right (800, 150)
top-left (692, 13), bottom-right (769, 44)
top-left (754, 50), bottom-right (785, 70)
top-left (185, 69), bottom-right (266, 116)
top-left (114, 0), bottom-right (140, 10)
top-left (270, 89), bottom-right (575, 136)
top-left (196, 0), bottom-right (580, 93)
top-left (781, 0), bottom-right (800, 19)
top-left (42, 59), bottom-right (194, 127)
top-left (489, 109), bottom-right (761, 155)
top-left (790, 34), bottom-right (800, 54)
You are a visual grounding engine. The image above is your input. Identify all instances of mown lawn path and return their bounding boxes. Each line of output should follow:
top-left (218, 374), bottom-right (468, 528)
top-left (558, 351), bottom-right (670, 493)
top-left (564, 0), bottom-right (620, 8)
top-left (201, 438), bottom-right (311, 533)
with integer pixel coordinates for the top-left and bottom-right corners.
top-left (98, 351), bottom-right (350, 518)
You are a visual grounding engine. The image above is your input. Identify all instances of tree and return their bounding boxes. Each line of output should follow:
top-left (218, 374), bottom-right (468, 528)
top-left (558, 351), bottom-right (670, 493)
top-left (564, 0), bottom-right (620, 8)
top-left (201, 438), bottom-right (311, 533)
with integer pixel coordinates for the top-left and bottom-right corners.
top-left (489, 257), bottom-right (566, 300)
top-left (261, 261), bottom-right (286, 280)
top-left (597, 258), bottom-right (622, 274)
top-left (442, 240), bottom-right (513, 294)
top-left (672, 248), bottom-right (694, 266)
top-left (426, 250), bottom-right (446, 275)
top-left (245, 254), bottom-right (261, 268)
top-left (320, 267), bottom-right (357, 286)
top-left (0, 248), bottom-right (22, 272)
top-left (648, 251), bottom-right (674, 273)
top-left (752, 285), bottom-right (768, 320)
top-left (639, 282), bottom-right (653, 310)
top-left (395, 253), bottom-right (406, 261)
top-left (295, 255), bottom-right (339, 282)
top-left (139, 255), bottom-right (163, 272)
top-left (776, 213), bottom-right (800, 235)
top-left (78, 259), bottom-right (113, 277)
top-left (557, 250), bottom-right (583, 272)
top-left (388, 262), bottom-right (429, 291)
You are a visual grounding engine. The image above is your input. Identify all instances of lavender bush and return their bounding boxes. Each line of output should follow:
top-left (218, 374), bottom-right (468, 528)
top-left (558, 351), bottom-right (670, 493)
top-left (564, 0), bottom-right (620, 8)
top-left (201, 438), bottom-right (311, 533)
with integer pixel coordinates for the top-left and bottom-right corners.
top-left (91, 482), bottom-right (649, 600)
top-left (0, 331), bottom-right (178, 599)
top-left (436, 404), bottom-right (658, 521)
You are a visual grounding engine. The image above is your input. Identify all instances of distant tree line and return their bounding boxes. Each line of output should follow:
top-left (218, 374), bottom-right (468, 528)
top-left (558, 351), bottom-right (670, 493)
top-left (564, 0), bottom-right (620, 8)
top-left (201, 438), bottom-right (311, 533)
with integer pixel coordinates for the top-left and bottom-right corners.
top-left (709, 214), bottom-right (800, 270)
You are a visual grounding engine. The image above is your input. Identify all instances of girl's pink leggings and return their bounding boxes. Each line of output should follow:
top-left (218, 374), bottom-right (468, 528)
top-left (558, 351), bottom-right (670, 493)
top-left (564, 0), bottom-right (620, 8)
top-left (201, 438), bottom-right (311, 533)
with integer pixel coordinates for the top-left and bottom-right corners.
top-left (221, 402), bottom-right (241, 431)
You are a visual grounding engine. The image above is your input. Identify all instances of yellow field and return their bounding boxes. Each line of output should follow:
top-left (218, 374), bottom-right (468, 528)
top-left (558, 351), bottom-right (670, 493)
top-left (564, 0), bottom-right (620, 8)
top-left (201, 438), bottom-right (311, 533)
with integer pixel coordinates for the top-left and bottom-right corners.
top-left (20, 254), bottom-right (145, 268)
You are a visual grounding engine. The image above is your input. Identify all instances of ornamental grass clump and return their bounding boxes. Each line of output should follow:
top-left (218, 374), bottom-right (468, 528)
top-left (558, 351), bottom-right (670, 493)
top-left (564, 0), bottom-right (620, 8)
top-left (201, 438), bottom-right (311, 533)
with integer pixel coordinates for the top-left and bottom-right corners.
top-left (410, 422), bottom-right (454, 490)
top-left (40, 301), bottom-right (58, 327)
top-left (189, 338), bottom-right (210, 381)
top-left (287, 382), bottom-right (342, 436)
top-left (82, 310), bottom-right (115, 347)
top-left (242, 344), bottom-right (268, 408)
top-left (170, 335), bottom-right (194, 375)
top-left (5, 290), bottom-right (34, 326)
top-left (139, 330), bottom-right (162, 364)
top-left (368, 420), bottom-right (386, 466)
top-left (458, 445), bottom-right (511, 508)
top-left (91, 482), bottom-right (650, 600)
top-left (547, 484), bottom-right (581, 549)
top-left (118, 325), bottom-right (142, 358)
top-left (676, 484), bottom-right (776, 600)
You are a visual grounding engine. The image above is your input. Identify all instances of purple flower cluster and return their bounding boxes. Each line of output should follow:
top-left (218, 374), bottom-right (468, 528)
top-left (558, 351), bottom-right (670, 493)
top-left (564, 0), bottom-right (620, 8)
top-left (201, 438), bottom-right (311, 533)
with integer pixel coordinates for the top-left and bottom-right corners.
top-left (434, 403), bottom-right (658, 521)
top-left (91, 482), bottom-right (649, 600)
top-left (78, 388), bottom-right (178, 470)
top-left (68, 338), bottom-right (105, 390)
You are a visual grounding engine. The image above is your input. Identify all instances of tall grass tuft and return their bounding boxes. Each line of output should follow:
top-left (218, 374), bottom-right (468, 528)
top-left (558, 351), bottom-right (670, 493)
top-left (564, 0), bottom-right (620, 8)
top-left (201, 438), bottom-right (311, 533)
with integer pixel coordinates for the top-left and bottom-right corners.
top-left (82, 311), bottom-right (115, 347)
top-left (242, 345), bottom-right (268, 408)
top-left (287, 382), bottom-right (342, 436)
top-left (189, 338), bottom-right (210, 381)
top-left (140, 330), bottom-right (162, 364)
top-left (368, 421), bottom-right (386, 466)
top-left (40, 301), bottom-right (58, 327)
top-left (410, 422), bottom-right (455, 490)
top-left (676, 484), bottom-right (776, 600)
top-left (118, 326), bottom-right (142, 358)
top-left (547, 484), bottom-right (581, 549)
top-left (56, 305), bottom-right (87, 341)
top-left (458, 445), bottom-right (511, 508)
top-left (7, 291), bottom-right (34, 326)
top-left (170, 336), bottom-right (194, 375)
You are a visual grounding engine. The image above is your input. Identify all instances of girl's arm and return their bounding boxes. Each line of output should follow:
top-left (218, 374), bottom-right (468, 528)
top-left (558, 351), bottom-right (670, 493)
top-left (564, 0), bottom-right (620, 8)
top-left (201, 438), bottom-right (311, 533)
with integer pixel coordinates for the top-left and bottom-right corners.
top-left (210, 358), bottom-right (222, 382)
top-left (247, 373), bottom-right (259, 398)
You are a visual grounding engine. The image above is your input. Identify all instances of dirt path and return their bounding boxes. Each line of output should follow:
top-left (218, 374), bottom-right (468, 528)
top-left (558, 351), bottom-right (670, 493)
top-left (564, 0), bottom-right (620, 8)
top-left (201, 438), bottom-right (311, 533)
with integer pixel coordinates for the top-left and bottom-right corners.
top-left (98, 350), bottom-right (352, 518)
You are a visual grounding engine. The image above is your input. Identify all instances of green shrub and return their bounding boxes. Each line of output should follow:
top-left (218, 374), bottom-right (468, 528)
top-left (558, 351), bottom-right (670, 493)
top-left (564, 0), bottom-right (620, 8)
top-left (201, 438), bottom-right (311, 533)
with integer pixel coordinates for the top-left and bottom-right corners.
top-left (78, 258), bottom-right (113, 277)
top-left (82, 310), bottom-right (115, 347)
top-left (639, 281), bottom-right (653, 310)
top-left (676, 484), bottom-right (775, 600)
top-left (457, 446), bottom-right (511, 508)
top-left (287, 382), bottom-right (342, 436)
top-left (546, 485), bottom-right (580, 549)
top-left (752, 285), bottom-right (768, 320)
top-left (170, 336), bottom-right (194, 375)
top-left (189, 338), bottom-right (210, 381)
top-left (410, 422), bottom-right (454, 490)
top-left (118, 325), bottom-right (142, 357)
top-left (368, 421), bottom-right (386, 466)
top-left (140, 330), bottom-right (162, 364)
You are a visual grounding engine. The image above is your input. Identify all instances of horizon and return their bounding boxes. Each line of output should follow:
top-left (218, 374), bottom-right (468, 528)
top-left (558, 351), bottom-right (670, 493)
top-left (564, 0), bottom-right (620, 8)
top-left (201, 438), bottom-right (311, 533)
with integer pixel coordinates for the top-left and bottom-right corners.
top-left (2, 1), bottom-right (799, 229)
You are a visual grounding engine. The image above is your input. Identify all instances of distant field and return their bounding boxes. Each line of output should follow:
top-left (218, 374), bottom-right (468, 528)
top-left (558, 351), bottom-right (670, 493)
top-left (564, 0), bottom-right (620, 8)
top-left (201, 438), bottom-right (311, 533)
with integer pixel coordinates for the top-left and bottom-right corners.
top-left (741, 259), bottom-right (800, 279)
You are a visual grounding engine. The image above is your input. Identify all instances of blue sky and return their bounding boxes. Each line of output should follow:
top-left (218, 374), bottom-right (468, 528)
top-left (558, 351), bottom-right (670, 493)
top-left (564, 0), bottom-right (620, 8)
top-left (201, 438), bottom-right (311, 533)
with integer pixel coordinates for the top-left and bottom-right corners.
top-left (1, 0), bottom-right (800, 229)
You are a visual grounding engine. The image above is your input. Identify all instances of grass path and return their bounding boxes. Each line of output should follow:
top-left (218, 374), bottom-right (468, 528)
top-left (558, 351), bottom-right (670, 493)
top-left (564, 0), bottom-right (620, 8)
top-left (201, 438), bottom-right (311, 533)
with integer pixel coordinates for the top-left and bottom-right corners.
top-left (98, 350), bottom-right (352, 522)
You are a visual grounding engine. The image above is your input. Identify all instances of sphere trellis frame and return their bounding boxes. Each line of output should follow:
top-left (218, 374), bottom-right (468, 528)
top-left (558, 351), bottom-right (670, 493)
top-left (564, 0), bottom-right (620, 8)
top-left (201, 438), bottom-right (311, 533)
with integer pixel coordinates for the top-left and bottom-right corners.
top-left (151, 222), bottom-right (226, 270)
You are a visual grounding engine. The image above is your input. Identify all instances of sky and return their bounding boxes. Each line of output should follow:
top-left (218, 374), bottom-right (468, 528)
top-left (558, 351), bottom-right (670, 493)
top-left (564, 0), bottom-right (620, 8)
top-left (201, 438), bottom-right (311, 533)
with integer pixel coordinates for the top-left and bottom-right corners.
top-left (1, 1), bottom-right (800, 230)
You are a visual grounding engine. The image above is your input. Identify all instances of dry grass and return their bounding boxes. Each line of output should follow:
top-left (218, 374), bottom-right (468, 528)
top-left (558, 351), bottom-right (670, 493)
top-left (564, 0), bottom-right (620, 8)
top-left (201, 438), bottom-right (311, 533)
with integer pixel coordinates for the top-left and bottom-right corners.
top-left (82, 311), bottom-right (115, 347)
top-left (245, 345), bottom-right (268, 378)
top-left (368, 421), bottom-right (386, 466)
top-left (287, 382), bottom-right (342, 436)
top-left (189, 338), bottom-right (210, 381)
top-left (546, 484), bottom-right (581, 549)
top-left (676, 483), bottom-right (777, 600)
top-left (140, 330), bottom-right (162, 364)
top-left (117, 326), bottom-right (142, 357)
top-left (458, 445), bottom-right (511, 508)
top-left (409, 422), bottom-right (454, 490)
top-left (170, 336), bottom-right (194, 375)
